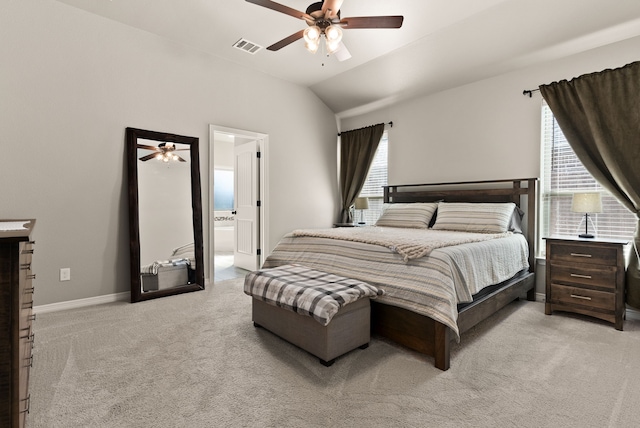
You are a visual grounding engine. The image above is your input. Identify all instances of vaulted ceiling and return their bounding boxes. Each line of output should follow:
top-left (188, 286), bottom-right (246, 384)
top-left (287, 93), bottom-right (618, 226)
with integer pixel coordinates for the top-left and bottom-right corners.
top-left (56, 0), bottom-right (640, 117)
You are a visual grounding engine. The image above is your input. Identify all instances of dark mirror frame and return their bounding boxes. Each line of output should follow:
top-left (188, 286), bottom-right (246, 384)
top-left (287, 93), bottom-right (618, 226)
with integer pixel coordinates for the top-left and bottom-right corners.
top-left (126, 127), bottom-right (205, 302)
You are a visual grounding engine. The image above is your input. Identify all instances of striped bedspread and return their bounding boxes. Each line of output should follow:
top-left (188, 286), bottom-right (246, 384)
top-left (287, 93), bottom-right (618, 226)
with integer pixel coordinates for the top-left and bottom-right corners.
top-left (292, 227), bottom-right (509, 261)
top-left (244, 264), bottom-right (381, 326)
top-left (262, 229), bottom-right (529, 339)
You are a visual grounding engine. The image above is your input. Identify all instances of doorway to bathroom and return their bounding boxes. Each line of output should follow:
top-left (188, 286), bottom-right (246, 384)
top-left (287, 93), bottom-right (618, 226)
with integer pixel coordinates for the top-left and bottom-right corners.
top-left (209, 125), bottom-right (268, 283)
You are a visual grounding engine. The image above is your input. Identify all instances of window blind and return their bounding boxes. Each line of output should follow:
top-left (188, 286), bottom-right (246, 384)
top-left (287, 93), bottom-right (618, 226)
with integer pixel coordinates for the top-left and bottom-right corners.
top-left (358, 131), bottom-right (388, 223)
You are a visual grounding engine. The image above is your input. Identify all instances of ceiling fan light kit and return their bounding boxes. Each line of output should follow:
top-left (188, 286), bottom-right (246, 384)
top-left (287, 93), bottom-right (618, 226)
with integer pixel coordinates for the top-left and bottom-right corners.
top-left (246, 0), bottom-right (403, 61)
top-left (303, 24), bottom-right (342, 55)
top-left (137, 142), bottom-right (188, 163)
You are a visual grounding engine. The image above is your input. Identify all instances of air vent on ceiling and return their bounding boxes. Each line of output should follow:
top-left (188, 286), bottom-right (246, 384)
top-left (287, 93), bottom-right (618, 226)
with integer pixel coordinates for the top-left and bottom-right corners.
top-left (233, 38), bottom-right (263, 55)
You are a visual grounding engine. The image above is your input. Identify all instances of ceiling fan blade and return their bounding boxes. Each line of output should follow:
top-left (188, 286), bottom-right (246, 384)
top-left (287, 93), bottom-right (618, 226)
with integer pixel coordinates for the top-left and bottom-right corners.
top-left (333, 41), bottom-right (351, 62)
top-left (321, 0), bottom-right (344, 19)
top-left (339, 16), bottom-right (404, 29)
top-left (267, 29), bottom-right (305, 51)
top-left (245, 0), bottom-right (312, 21)
top-left (137, 144), bottom-right (159, 151)
top-left (176, 156), bottom-right (187, 162)
top-left (139, 153), bottom-right (158, 162)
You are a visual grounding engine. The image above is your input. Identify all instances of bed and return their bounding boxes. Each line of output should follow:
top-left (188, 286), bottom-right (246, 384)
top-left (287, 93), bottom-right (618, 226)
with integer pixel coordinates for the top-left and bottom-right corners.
top-left (262, 178), bottom-right (537, 370)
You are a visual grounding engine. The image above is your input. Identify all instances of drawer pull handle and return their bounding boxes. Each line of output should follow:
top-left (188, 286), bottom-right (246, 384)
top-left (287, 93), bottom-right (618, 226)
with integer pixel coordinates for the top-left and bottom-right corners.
top-left (570, 253), bottom-right (592, 258)
top-left (29, 314), bottom-right (36, 322)
top-left (20, 263), bottom-right (31, 270)
top-left (22, 249), bottom-right (34, 254)
top-left (27, 273), bottom-right (36, 280)
top-left (24, 354), bottom-right (34, 368)
top-left (25, 287), bottom-right (35, 294)
top-left (571, 294), bottom-right (592, 301)
top-left (570, 273), bottom-right (592, 279)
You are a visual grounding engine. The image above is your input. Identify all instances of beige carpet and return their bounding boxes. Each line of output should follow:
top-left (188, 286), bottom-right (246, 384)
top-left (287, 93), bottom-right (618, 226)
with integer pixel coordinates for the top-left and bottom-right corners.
top-left (30, 278), bottom-right (640, 428)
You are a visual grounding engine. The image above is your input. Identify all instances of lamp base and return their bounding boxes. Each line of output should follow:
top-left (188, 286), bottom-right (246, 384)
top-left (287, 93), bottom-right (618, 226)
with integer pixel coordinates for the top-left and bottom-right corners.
top-left (578, 233), bottom-right (595, 239)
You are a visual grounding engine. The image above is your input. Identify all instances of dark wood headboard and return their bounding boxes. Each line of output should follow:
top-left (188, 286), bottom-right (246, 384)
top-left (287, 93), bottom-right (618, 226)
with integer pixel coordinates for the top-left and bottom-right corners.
top-left (383, 178), bottom-right (538, 273)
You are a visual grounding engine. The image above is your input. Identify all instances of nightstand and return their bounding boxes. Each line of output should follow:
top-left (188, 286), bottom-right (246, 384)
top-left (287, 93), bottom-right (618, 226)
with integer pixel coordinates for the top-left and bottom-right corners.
top-left (545, 236), bottom-right (627, 330)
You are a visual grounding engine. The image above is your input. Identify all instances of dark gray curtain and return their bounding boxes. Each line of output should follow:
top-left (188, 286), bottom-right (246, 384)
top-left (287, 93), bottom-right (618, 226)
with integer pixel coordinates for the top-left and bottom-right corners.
top-left (539, 61), bottom-right (640, 308)
top-left (338, 123), bottom-right (385, 223)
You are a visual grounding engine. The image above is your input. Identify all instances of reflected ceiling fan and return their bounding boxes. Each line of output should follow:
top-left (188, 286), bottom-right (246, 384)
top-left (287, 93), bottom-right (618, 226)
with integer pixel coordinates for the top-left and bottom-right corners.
top-left (138, 142), bottom-right (188, 162)
top-left (245, 0), bottom-right (403, 61)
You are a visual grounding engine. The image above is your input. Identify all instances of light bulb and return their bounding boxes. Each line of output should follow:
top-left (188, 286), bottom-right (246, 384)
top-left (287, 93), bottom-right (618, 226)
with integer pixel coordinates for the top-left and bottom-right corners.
top-left (325, 25), bottom-right (342, 43)
top-left (303, 26), bottom-right (321, 43)
top-left (326, 40), bottom-right (340, 54)
top-left (305, 40), bottom-right (319, 54)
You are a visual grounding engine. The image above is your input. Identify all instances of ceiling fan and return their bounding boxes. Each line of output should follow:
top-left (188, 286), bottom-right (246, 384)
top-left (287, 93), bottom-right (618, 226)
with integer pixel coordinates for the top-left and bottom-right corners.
top-left (245, 0), bottom-right (403, 61)
top-left (137, 142), bottom-right (188, 163)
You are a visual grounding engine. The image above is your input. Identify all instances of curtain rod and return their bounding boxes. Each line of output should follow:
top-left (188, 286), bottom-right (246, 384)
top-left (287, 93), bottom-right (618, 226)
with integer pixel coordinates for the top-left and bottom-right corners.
top-left (522, 88), bottom-right (540, 98)
top-left (337, 121), bottom-right (393, 136)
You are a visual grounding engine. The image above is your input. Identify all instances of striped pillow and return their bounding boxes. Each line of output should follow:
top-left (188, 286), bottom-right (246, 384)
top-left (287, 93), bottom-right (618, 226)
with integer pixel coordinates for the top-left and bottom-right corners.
top-left (431, 202), bottom-right (516, 233)
top-left (374, 203), bottom-right (438, 229)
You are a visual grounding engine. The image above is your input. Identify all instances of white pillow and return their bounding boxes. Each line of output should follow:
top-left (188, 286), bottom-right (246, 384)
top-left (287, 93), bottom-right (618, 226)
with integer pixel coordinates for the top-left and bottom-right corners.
top-left (374, 203), bottom-right (438, 229)
top-left (431, 202), bottom-right (516, 233)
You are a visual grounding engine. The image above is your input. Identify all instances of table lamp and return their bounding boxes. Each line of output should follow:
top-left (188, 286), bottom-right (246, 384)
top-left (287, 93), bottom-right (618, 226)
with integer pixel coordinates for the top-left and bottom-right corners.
top-left (571, 192), bottom-right (602, 238)
top-left (354, 197), bottom-right (369, 225)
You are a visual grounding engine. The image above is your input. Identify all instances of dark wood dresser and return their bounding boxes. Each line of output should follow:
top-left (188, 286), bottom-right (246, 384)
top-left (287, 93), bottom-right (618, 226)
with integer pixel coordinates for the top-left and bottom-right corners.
top-left (545, 236), bottom-right (627, 330)
top-left (0, 220), bottom-right (36, 428)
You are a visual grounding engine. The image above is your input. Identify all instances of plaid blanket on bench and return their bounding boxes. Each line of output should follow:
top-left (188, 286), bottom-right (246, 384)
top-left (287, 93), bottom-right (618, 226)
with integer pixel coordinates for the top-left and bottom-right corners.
top-left (244, 264), bottom-right (382, 326)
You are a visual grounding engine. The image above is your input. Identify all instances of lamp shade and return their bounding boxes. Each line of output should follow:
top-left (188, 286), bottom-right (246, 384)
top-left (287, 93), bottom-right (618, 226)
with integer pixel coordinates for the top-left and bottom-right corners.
top-left (354, 197), bottom-right (369, 210)
top-left (571, 192), bottom-right (602, 213)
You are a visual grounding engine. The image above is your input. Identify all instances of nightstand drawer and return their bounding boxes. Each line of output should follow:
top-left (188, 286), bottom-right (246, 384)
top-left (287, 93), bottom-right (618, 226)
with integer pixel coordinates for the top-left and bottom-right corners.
top-left (548, 242), bottom-right (617, 267)
top-left (550, 283), bottom-right (614, 311)
top-left (549, 263), bottom-right (617, 290)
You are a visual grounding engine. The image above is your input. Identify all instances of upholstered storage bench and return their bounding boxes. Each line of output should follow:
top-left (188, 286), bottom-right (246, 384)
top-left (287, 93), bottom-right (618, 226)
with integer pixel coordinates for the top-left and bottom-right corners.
top-left (141, 262), bottom-right (188, 291)
top-left (244, 264), bottom-right (379, 366)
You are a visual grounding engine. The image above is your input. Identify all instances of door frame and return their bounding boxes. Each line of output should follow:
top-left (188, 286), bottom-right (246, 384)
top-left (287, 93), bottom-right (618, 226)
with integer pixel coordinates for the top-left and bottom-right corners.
top-left (208, 124), bottom-right (269, 281)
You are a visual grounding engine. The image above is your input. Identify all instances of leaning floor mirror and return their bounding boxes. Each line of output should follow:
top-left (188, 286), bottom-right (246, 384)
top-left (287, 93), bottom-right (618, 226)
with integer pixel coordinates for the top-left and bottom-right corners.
top-left (126, 127), bottom-right (205, 302)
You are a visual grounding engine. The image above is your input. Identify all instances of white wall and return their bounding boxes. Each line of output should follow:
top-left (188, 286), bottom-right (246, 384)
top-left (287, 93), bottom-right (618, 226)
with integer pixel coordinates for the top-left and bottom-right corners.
top-left (0, 0), bottom-right (339, 306)
top-left (341, 36), bottom-right (640, 185)
top-left (340, 35), bottom-right (640, 295)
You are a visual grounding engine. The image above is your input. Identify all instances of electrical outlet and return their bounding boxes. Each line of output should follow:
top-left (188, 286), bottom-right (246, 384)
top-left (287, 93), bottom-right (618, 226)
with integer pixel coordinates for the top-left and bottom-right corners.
top-left (60, 268), bottom-right (71, 281)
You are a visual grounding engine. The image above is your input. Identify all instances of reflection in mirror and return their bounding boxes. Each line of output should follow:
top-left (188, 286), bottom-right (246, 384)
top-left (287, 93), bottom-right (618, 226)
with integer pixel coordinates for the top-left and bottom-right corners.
top-left (126, 128), bottom-right (204, 302)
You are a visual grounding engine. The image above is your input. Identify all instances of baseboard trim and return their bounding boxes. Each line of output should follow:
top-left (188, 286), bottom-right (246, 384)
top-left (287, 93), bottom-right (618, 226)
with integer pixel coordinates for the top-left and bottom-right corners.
top-left (32, 289), bottom-right (640, 322)
top-left (34, 292), bottom-right (129, 314)
top-left (627, 307), bottom-right (640, 321)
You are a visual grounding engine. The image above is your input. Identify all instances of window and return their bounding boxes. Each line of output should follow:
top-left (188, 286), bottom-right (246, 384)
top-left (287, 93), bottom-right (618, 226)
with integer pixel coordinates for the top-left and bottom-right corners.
top-left (540, 103), bottom-right (635, 255)
top-left (213, 168), bottom-right (234, 211)
top-left (357, 131), bottom-right (388, 224)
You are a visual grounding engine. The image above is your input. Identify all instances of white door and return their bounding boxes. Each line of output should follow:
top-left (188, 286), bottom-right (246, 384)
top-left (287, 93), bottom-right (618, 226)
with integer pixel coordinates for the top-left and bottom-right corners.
top-left (233, 140), bottom-right (260, 271)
